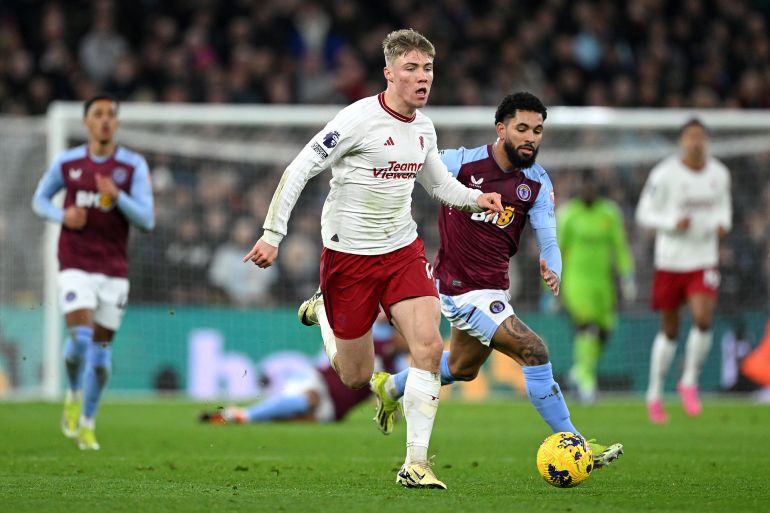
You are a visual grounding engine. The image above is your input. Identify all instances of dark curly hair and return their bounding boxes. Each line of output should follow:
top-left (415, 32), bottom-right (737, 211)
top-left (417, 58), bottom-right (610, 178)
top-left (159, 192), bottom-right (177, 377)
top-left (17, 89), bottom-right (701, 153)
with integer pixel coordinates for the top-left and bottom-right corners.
top-left (494, 92), bottom-right (547, 125)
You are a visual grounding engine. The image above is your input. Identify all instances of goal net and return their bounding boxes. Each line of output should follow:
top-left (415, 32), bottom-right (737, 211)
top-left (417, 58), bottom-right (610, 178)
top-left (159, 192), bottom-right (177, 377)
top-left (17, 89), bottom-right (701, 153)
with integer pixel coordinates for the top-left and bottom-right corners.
top-left (1, 104), bottom-right (768, 400)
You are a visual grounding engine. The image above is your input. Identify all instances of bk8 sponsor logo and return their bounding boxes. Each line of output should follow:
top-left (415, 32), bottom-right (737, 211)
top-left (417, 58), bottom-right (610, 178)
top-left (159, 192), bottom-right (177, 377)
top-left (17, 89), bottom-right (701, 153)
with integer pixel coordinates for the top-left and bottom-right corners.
top-left (471, 205), bottom-right (515, 228)
top-left (76, 190), bottom-right (116, 211)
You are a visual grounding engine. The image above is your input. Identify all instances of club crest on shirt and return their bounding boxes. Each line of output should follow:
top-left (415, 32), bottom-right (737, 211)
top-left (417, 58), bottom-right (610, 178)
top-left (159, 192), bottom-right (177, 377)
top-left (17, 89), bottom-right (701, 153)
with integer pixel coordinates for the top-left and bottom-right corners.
top-left (69, 168), bottom-right (83, 180)
top-left (516, 184), bottom-right (532, 201)
top-left (112, 167), bottom-right (128, 185)
top-left (489, 300), bottom-right (506, 314)
top-left (322, 131), bottom-right (340, 148)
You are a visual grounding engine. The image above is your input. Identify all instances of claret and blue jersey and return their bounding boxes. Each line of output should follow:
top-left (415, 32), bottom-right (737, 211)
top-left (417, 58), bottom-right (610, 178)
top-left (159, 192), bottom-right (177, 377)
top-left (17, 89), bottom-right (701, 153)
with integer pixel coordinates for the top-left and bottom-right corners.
top-left (31, 144), bottom-right (154, 278)
top-left (434, 144), bottom-right (560, 296)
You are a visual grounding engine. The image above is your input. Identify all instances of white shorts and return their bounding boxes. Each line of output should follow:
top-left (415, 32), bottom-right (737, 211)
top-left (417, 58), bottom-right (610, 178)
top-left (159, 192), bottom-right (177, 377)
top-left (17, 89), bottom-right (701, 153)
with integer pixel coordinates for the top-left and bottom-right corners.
top-left (58, 269), bottom-right (129, 331)
top-left (282, 369), bottom-right (335, 423)
top-left (440, 288), bottom-right (515, 346)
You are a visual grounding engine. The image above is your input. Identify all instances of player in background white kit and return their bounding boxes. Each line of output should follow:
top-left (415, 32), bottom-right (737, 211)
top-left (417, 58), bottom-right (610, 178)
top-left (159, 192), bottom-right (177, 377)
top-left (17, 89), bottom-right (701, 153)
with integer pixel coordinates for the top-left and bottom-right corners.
top-left (636, 118), bottom-right (732, 423)
top-left (244, 29), bottom-right (503, 489)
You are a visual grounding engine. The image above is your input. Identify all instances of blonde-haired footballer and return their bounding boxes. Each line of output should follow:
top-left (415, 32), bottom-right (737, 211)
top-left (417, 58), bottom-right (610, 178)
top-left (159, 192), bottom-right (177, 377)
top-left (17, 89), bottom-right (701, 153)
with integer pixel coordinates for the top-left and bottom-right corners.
top-left (245, 29), bottom-right (504, 489)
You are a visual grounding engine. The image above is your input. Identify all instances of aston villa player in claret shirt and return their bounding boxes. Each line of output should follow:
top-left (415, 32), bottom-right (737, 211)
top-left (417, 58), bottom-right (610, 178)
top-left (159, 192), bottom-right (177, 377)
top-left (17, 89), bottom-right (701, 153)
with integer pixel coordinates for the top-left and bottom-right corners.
top-left (369, 92), bottom-right (625, 473)
top-left (32, 93), bottom-right (154, 450)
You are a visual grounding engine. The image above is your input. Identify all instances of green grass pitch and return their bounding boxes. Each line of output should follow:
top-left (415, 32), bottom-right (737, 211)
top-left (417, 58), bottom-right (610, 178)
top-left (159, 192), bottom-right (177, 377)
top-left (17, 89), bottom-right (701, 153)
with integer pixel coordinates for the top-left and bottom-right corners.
top-left (1, 398), bottom-right (768, 513)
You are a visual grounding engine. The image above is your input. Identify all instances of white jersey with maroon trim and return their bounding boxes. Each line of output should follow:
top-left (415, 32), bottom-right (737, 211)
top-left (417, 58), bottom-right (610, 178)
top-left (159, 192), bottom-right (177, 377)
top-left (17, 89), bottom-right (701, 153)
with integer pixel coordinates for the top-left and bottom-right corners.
top-left (635, 155), bottom-right (732, 271)
top-left (261, 93), bottom-right (482, 255)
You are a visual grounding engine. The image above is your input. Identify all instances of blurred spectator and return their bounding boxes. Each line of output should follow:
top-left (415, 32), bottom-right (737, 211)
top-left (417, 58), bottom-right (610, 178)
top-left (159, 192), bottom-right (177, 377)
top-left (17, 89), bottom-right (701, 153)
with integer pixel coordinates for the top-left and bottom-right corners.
top-left (164, 217), bottom-right (214, 303)
top-left (209, 217), bottom-right (277, 307)
top-left (78, 1), bottom-right (128, 85)
top-left (3, 1), bottom-right (770, 111)
top-left (2, 0), bottom-right (770, 312)
top-left (273, 232), bottom-right (320, 305)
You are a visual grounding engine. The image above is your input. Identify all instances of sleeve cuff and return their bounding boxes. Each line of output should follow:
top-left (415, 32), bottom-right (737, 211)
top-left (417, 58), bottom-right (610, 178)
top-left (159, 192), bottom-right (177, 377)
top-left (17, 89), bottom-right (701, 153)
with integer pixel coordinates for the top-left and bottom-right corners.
top-left (468, 189), bottom-right (483, 212)
top-left (260, 229), bottom-right (284, 247)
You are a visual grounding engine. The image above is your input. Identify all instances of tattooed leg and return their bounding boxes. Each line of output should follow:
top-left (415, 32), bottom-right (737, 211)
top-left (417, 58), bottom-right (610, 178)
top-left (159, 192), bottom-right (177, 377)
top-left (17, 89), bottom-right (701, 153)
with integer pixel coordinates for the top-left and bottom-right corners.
top-left (491, 315), bottom-right (550, 366)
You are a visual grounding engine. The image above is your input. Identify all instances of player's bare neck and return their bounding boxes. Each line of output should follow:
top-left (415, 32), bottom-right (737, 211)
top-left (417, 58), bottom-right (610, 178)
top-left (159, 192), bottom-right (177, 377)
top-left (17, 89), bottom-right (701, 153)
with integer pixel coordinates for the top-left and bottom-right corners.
top-left (383, 89), bottom-right (417, 118)
top-left (89, 140), bottom-right (115, 158)
top-left (682, 155), bottom-right (705, 172)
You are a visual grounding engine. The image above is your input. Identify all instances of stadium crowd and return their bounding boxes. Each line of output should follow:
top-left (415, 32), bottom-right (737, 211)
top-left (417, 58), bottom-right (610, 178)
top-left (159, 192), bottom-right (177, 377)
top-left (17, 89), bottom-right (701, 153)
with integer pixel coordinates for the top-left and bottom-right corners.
top-left (3, 0), bottom-right (770, 113)
top-left (1, 0), bottom-right (768, 311)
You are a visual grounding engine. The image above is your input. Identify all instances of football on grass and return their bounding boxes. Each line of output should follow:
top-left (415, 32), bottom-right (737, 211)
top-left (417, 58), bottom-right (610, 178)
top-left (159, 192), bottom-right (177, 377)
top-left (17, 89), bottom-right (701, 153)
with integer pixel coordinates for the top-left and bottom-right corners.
top-left (536, 432), bottom-right (593, 488)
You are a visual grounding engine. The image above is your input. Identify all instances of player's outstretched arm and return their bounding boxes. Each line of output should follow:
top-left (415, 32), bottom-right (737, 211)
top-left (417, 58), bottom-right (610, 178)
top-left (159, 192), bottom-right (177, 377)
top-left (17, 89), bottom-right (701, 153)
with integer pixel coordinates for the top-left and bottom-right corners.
top-left (244, 238), bottom-right (278, 268)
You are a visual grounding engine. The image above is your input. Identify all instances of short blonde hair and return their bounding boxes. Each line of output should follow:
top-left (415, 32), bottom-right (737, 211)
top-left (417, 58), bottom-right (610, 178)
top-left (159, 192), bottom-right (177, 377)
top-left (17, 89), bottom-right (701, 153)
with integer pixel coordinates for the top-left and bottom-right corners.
top-left (382, 28), bottom-right (435, 67)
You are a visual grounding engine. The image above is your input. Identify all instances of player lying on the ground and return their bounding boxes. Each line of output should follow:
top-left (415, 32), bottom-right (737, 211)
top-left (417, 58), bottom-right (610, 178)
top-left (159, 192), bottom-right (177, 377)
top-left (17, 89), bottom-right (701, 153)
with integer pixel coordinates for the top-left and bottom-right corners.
top-left (200, 316), bottom-right (406, 424)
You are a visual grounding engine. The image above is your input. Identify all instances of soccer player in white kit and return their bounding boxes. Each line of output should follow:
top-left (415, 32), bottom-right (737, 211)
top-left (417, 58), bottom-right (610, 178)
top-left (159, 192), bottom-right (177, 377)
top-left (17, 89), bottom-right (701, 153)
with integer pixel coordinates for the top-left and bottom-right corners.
top-left (244, 29), bottom-right (503, 489)
top-left (636, 118), bottom-right (732, 423)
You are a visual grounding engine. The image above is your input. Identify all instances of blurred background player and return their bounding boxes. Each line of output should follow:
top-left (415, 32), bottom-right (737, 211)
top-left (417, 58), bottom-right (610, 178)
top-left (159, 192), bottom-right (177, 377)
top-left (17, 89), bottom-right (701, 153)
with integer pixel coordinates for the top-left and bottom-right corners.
top-left (636, 118), bottom-right (732, 423)
top-left (557, 169), bottom-right (636, 403)
top-left (364, 92), bottom-right (623, 469)
top-left (200, 315), bottom-right (407, 424)
top-left (31, 93), bottom-right (155, 449)
top-left (244, 29), bottom-right (503, 490)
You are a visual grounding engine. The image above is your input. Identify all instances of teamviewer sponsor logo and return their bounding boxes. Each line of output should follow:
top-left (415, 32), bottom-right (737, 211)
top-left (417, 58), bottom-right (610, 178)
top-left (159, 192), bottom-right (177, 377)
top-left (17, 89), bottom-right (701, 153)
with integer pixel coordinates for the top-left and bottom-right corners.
top-left (372, 161), bottom-right (423, 179)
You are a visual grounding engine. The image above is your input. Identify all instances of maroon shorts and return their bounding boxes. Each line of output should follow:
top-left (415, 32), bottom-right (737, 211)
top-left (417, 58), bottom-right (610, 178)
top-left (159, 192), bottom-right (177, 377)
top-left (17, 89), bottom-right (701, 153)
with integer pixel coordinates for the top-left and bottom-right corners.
top-left (319, 237), bottom-right (438, 339)
top-left (651, 268), bottom-right (720, 311)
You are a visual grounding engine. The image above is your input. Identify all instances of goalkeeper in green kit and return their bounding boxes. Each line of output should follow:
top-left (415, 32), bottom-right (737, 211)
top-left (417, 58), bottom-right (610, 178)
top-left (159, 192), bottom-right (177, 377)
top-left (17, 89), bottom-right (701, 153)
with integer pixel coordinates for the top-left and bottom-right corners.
top-left (557, 170), bottom-right (636, 403)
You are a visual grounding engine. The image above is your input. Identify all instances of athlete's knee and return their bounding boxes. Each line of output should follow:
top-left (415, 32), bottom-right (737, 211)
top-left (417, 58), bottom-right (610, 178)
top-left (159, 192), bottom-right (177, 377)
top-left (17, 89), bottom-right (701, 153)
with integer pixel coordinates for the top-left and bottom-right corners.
top-left (94, 366), bottom-right (110, 387)
top-left (577, 324), bottom-right (608, 344)
top-left (411, 337), bottom-right (443, 369)
top-left (449, 363), bottom-right (481, 382)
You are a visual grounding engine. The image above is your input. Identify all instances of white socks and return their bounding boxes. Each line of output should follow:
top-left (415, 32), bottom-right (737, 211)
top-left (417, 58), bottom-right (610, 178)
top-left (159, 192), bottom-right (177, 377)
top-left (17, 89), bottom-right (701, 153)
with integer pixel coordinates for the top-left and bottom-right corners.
top-left (384, 375), bottom-right (399, 400)
top-left (647, 332), bottom-right (676, 403)
top-left (403, 367), bottom-right (440, 464)
top-left (681, 327), bottom-right (713, 387)
top-left (315, 304), bottom-right (338, 371)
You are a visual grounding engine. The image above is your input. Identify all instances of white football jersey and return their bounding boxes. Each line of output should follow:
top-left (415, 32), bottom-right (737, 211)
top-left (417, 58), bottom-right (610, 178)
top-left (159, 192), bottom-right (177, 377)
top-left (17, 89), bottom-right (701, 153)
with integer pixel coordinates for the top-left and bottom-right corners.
top-left (635, 155), bottom-right (732, 271)
top-left (261, 93), bottom-right (482, 255)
